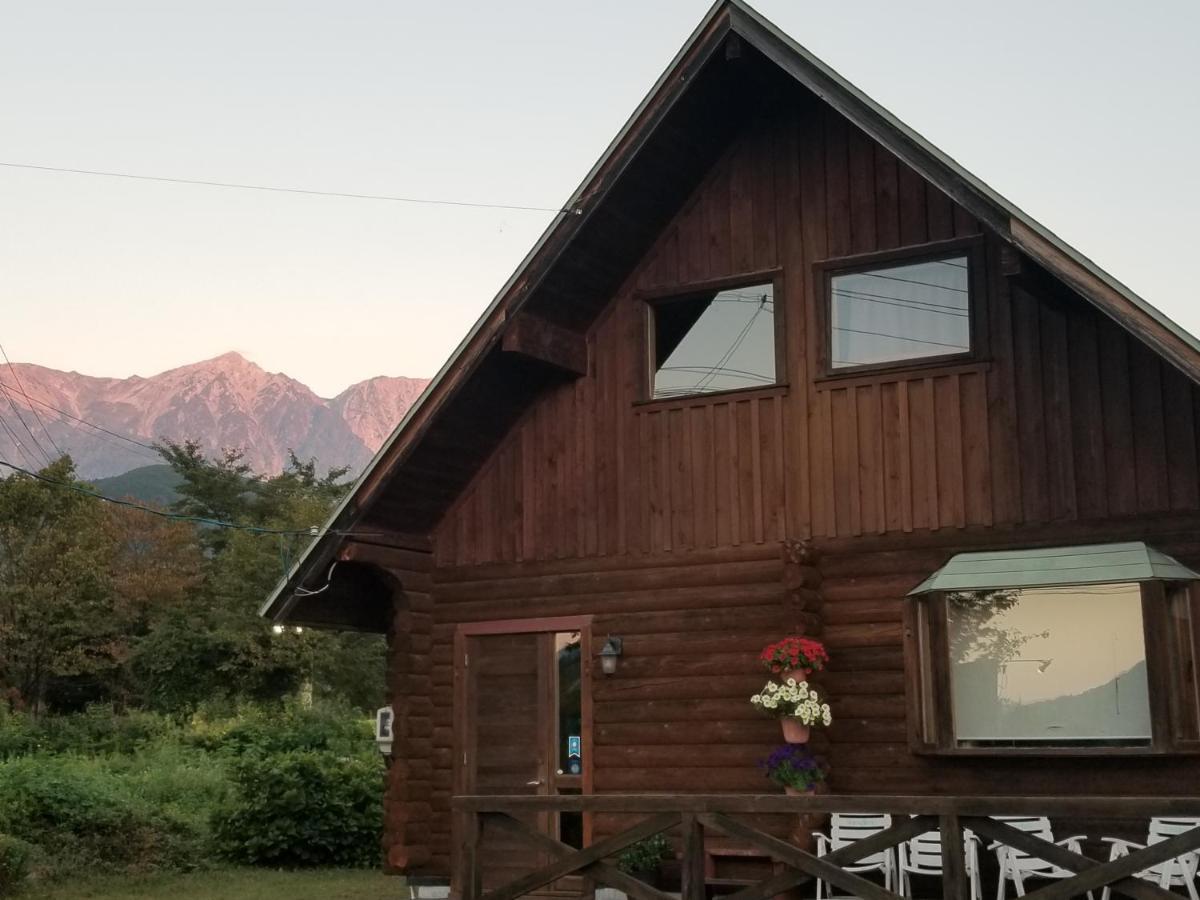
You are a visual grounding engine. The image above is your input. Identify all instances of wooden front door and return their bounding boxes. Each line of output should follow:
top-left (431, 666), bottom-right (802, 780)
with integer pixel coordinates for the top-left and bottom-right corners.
top-left (455, 618), bottom-right (592, 894)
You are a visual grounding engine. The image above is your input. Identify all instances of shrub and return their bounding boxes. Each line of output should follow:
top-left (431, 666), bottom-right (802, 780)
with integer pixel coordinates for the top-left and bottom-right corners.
top-left (0, 753), bottom-right (212, 877)
top-left (212, 750), bottom-right (383, 868)
top-left (617, 834), bottom-right (671, 874)
top-left (186, 702), bottom-right (372, 758)
top-left (0, 705), bottom-right (174, 759)
top-left (0, 834), bottom-right (33, 896)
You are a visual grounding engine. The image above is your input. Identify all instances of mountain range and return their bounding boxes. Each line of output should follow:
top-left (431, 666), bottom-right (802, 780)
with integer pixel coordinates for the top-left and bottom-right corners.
top-left (0, 352), bottom-right (429, 480)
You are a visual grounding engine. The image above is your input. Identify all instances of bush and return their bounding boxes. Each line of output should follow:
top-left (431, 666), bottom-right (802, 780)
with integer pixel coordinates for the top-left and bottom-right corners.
top-left (0, 705), bottom-right (174, 759)
top-left (0, 753), bottom-right (213, 877)
top-left (212, 750), bottom-right (383, 867)
top-left (186, 702), bottom-right (372, 758)
top-left (0, 834), bottom-right (33, 896)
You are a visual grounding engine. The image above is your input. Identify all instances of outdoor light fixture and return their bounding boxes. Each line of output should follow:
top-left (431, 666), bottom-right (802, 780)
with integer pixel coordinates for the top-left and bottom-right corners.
top-left (599, 636), bottom-right (623, 676)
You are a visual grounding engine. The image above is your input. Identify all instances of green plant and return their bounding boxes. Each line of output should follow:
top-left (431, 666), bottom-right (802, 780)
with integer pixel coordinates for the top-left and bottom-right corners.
top-left (759, 745), bottom-right (826, 792)
top-left (0, 834), bottom-right (33, 896)
top-left (616, 834), bottom-right (671, 875)
top-left (211, 749), bottom-right (384, 868)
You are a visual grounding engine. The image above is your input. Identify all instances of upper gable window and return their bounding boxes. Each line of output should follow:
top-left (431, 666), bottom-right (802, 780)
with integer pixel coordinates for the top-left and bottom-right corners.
top-left (827, 252), bottom-right (971, 371)
top-left (649, 281), bottom-right (778, 400)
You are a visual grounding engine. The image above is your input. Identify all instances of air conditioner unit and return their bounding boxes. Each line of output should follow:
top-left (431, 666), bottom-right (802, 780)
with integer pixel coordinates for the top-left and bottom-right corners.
top-left (375, 705), bottom-right (394, 756)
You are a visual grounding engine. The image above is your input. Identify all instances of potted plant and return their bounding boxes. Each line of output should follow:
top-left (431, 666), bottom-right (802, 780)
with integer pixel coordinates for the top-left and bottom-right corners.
top-left (759, 636), bottom-right (829, 681)
top-left (760, 744), bottom-right (826, 795)
top-left (616, 833), bottom-right (671, 887)
top-left (750, 677), bottom-right (832, 743)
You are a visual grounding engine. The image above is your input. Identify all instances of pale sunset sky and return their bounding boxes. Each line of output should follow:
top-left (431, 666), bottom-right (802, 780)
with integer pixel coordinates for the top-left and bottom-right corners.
top-left (2, 0), bottom-right (1197, 398)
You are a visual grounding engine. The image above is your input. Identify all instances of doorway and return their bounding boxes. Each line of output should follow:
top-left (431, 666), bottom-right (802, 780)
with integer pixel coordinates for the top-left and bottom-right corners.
top-left (453, 616), bottom-right (593, 894)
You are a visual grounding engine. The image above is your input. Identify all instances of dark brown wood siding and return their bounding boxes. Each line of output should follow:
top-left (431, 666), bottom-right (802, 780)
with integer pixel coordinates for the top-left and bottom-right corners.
top-left (404, 91), bottom-right (1200, 876)
top-left (433, 101), bottom-right (1200, 564)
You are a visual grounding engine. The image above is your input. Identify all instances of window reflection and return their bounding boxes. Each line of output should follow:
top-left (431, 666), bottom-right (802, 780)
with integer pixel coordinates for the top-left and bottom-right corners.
top-left (652, 283), bottom-right (776, 398)
top-left (556, 632), bottom-right (582, 773)
top-left (830, 256), bottom-right (969, 369)
top-left (946, 583), bottom-right (1151, 746)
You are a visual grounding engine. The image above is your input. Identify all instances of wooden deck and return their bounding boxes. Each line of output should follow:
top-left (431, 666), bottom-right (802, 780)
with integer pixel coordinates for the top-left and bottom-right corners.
top-left (453, 794), bottom-right (1200, 900)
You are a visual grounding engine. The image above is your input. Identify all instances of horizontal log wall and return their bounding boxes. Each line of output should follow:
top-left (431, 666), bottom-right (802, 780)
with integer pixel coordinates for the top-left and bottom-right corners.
top-left (433, 96), bottom-right (1200, 566)
top-left (427, 545), bottom-right (801, 871)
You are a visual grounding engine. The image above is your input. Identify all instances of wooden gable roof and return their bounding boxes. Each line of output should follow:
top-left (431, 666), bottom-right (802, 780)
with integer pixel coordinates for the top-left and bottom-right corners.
top-left (262, 0), bottom-right (1200, 625)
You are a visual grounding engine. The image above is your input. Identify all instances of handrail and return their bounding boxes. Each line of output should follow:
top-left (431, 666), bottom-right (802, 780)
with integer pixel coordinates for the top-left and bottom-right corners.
top-left (453, 794), bottom-right (1200, 900)
top-left (453, 792), bottom-right (1200, 816)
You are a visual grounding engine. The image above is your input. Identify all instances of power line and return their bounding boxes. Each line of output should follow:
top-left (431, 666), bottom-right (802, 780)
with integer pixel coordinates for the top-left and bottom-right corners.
top-left (0, 458), bottom-right (379, 539)
top-left (832, 324), bottom-right (968, 351)
top-left (0, 343), bottom-right (64, 458)
top-left (0, 379), bottom-right (52, 466)
top-left (0, 413), bottom-right (37, 469)
top-left (0, 161), bottom-right (582, 216)
top-left (861, 271), bottom-right (968, 293)
top-left (0, 379), bottom-right (162, 457)
top-left (833, 289), bottom-right (968, 317)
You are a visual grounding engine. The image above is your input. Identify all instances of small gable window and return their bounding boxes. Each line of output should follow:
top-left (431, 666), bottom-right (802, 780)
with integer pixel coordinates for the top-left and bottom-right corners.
top-left (823, 246), bottom-right (974, 373)
top-left (906, 543), bottom-right (1200, 755)
top-left (648, 279), bottom-right (780, 400)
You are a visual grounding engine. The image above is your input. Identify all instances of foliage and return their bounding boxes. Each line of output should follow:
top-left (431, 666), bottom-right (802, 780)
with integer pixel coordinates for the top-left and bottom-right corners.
top-left (750, 678), bottom-right (833, 726)
top-left (945, 589), bottom-right (1047, 664)
top-left (759, 636), bottom-right (829, 676)
top-left (616, 834), bottom-right (671, 874)
top-left (0, 753), bottom-right (210, 877)
top-left (759, 744), bottom-right (825, 792)
top-left (0, 704), bottom-right (173, 758)
top-left (0, 833), bottom-right (33, 896)
top-left (186, 702), bottom-right (372, 758)
top-left (212, 750), bottom-right (384, 868)
top-left (0, 458), bottom-right (116, 712)
top-left (92, 465), bottom-right (184, 508)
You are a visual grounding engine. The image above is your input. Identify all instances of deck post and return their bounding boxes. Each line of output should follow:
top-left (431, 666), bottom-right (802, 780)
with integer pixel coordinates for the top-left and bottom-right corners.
top-left (458, 810), bottom-right (482, 900)
top-left (680, 813), bottom-right (706, 900)
top-left (939, 813), bottom-right (969, 900)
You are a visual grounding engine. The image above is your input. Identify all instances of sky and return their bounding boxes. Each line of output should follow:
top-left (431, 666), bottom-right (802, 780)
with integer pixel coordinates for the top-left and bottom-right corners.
top-left (2, 0), bottom-right (1197, 398)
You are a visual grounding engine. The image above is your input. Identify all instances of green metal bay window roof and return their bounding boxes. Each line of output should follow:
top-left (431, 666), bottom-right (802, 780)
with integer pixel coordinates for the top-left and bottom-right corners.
top-left (909, 542), bottom-right (1200, 595)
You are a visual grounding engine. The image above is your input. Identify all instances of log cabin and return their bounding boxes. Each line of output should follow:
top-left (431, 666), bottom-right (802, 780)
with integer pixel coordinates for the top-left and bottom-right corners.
top-left (261, 1), bottom-right (1200, 895)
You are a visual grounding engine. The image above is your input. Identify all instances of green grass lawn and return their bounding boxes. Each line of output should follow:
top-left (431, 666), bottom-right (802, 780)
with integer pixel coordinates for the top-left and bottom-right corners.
top-left (20, 868), bottom-right (409, 900)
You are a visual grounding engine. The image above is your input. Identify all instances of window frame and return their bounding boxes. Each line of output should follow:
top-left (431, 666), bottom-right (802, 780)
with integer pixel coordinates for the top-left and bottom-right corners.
top-left (815, 237), bottom-right (986, 380)
top-left (639, 268), bottom-right (786, 404)
top-left (904, 579), bottom-right (1200, 757)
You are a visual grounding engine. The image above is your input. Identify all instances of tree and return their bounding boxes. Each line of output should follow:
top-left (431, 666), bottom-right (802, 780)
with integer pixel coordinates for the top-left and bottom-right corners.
top-left (0, 458), bottom-right (115, 713)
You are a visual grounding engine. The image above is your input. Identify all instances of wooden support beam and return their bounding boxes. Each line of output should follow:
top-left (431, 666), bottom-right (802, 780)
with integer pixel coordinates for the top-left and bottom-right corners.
top-left (500, 313), bottom-right (588, 377)
top-left (939, 814), bottom-right (969, 900)
top-left (965, 817), bottom-right (1183, 900)
top-left (480, 812), bottom-right (678, 900)
top-left (680, 814), bottom-right (706, 900)
top-left (481, 811), bottom-right (676, 900)
top-left (698, 812), bottom-right (904, 900)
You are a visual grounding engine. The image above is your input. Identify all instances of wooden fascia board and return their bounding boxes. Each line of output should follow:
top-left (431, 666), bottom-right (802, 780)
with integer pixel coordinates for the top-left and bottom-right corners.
top-left (1009, 218), bottom-right (1200, 384)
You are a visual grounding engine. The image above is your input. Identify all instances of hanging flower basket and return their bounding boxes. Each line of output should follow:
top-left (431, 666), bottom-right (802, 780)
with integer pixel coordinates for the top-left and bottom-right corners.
top-left (759, 637), bottom-right (829, 680)
top-left (750, 678), bottom-right (833, 743)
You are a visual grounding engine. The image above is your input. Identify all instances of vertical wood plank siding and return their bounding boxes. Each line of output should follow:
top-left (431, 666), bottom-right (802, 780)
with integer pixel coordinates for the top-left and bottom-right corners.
top-left (433, 101), bottom-right (1200, 566)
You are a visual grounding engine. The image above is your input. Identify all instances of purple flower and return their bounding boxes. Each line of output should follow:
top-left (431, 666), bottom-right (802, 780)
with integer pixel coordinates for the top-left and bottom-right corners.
top-left (759, 745), bottom-right (826, 791)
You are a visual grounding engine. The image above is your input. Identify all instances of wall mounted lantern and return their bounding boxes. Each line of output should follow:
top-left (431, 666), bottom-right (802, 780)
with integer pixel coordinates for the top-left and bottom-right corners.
top-left (599, 636), bottom-right (623, 676)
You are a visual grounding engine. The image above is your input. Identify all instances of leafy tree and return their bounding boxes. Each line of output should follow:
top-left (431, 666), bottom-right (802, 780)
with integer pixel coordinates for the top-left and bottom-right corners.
top-left (0, 459), bottom-right (115, 713)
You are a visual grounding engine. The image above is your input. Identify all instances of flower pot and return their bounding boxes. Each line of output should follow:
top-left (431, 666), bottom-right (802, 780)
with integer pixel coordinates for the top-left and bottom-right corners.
top-left (778, 669), bottom-right (809, 684)
top-left (780, 717), bottom-right (810, 743)
top-left (783, 785), bottom-right (816, 796)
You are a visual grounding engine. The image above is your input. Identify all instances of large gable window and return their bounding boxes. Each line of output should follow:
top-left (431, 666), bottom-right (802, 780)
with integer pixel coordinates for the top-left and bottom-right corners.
top-left (822, 244), bottom-right (975, 373)
top-left (648, 280), bottom-right (780, 400)
top-left (906, 543), bottom-right (1200, 755)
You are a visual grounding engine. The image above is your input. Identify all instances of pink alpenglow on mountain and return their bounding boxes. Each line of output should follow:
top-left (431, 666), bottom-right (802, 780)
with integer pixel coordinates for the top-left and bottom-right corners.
top-left (0, 352), bottom-right (429, 479)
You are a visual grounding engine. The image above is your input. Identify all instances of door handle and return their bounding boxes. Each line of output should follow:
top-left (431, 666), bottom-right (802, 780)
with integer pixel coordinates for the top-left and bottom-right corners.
top-left (526, 779), bottom-right (542, 786)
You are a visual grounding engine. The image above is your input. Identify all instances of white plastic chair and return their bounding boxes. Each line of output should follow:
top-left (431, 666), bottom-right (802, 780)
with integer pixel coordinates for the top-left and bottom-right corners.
top-left (814, 813), bottom-right (896, 900)
top-left (897, 826), bottom-right (981, 900)
top-left (1100, 817), bottom-right (1200, 900)
top-left (992, 816), bottom-right (1092, 900)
